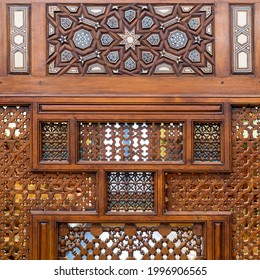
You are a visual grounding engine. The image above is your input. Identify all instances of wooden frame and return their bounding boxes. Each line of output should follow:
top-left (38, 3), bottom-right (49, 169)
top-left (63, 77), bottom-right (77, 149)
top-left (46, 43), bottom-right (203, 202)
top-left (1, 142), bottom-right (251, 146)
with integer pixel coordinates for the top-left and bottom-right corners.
top-left (32, 102), bottom-right (231, 172)
top-left (0, 0), bottom-right (260, 261)
top-left (30, 211), bottom-right (232, 260)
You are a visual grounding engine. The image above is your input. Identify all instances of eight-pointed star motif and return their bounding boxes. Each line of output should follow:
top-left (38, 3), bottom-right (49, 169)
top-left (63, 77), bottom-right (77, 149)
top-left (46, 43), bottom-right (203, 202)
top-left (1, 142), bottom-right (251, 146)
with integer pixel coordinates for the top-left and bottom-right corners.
top-left (118, 28), bottom-right (141, 51)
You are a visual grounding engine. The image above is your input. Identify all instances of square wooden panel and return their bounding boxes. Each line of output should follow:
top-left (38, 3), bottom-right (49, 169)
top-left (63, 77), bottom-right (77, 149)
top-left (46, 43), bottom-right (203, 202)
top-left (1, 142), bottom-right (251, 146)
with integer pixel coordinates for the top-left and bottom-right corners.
top-left (106, 171), bottom-right (155, 213)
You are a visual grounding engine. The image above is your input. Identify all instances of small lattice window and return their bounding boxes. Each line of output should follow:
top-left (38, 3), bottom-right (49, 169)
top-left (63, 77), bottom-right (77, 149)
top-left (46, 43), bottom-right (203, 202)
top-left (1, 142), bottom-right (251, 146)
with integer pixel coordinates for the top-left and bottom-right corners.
top-left (107, 171), bottom-right (155, 212)
top-left (79, 122), bottom-right (183, 162)
top-left (41, 122), bottom-right (68, 161)
top-left (193, 122), bottom-right (221, 162)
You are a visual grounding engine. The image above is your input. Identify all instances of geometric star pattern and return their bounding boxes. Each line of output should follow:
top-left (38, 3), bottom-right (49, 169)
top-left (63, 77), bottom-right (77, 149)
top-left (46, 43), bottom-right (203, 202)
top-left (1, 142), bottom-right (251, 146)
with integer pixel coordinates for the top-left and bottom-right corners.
top-left (47, 4), bottom-right (214, 76)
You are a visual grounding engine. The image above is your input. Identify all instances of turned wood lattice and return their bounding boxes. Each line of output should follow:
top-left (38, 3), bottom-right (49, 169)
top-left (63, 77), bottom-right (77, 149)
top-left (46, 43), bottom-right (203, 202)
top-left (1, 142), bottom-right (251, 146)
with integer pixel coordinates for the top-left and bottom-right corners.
top-left (79, 122), bottom-right (183, 162)
top-left (0, 105), bottom-right (260, 259)
top-left (106, 171), bottom-right (155, 212)
top-left (58, 223), bottom-right (203, 260)
top-left (193, 122), bottom-right (221, 162)
top-left (41, 122), bottom-right (68, 161)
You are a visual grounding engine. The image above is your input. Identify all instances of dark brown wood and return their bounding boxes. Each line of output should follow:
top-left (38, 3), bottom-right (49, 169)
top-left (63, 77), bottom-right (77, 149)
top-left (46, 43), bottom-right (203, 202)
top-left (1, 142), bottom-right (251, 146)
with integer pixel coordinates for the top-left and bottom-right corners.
top-left (255, 4), bottom-right (260, 77)
top-left (215, 3), bottom-right (230, 77)
top-left (39, 222), bottom-right (48, 260)
top-left (0, 0), bottom-right (259, 262)
top-left (30, 211), bottom-right (232, 260)
top-left (214, 222), bottom-right (222, 260)
top-left (31, 3), bottom-right (46, 76)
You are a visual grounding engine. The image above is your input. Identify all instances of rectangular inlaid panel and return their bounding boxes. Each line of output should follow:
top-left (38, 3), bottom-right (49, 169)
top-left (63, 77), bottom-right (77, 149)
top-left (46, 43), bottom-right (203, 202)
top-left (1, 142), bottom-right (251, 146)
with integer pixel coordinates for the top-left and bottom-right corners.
top-left (107, 171), bottom-right (154, 212)
top-left (193, 122), bottom-right (221, 162)
top-left (9, 5), bottom-right (30, 74)
top-left (47, 4), bottom-right (214, 76)
top-left (79, 122), bottom-right (183, 162)
top-left (231, 6), bottom-right (253, 73)
top-left (41, 122), bottom-right (68, 162)
top-left (58, 222), bottom-right (203, 260)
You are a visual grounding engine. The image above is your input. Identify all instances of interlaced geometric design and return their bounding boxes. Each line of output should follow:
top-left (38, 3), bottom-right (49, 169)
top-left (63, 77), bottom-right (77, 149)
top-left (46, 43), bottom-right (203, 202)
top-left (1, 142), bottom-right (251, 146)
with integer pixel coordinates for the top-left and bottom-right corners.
top-left (107, 172), bottom-right (154, 212)
top-left (47, 4), bottom-right (214, 76)
top-left (193, 122), bottom-right (221, 162)
top-left (166, 106), bottom-right (260, 259)
top-left (1, 105), bottom-right (260, 260)
top-left (231, 6), bottom-right (253, 73)
top-left (9, 5), bottom-right (30, 73)
top-left (79, 122), bottom-right (183, 162)
top-left (58, 223), bottom-right (203, 260)
top-left (0, 106), bottom-right (97, 260)
top-left (41, 122), bottom-right (68, 161)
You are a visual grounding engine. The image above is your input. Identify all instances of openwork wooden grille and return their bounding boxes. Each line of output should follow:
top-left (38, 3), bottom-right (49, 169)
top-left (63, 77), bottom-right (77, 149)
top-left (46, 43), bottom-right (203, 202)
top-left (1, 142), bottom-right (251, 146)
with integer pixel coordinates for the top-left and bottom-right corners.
top-left (47, 3), bottom-right (214, 76)
top-left (1, 105), bottom-right (260, 260)
top-left (58, 223), bottom-right (203, 260)
top-left (107, 172), bottom-right (154, 212)
top-left (41, 122), bottom-right (68, 161)
top-left (0, 106), bottom-right (97, 260)
top-left (166, 107), bottom-right (260, 259)
top-left (79, 122), bottom-right (183, 162)
top-left (193, 122), bottom-right (221, 162)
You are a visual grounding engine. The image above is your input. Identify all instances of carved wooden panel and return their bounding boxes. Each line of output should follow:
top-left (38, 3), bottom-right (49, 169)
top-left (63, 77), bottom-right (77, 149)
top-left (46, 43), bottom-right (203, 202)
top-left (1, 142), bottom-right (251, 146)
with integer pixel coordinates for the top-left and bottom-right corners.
top-left (231, 5), bottom-right (253, 73)
top-left (58, 222), bottom-right (203, 260)
top-left (79, 122), bottom-right (183, 162)
top-left (47, 3), bottom-right (214, 76)
top-left (34, 104), bottom-right (229, 171)
top-left (8, 5), bottom-right (30, 74)
top-left (165, 106), bottom-right (260, 259)
top-left (193, 122), bottom-right (221, 162)
top-left (0, 106), bottom-right (97, 260)
top-left (41, 122), bottom-right (68, 162)
top-left (107, 171), bottom-right (155, 212)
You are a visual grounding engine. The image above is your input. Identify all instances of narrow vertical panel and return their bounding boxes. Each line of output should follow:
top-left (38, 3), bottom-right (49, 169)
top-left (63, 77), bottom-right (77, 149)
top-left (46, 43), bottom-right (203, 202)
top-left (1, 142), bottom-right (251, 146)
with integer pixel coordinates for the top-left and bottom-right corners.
top-left (9, 5), bottom-right (30, 74)
top-left (0, 3), bottom-right (7, 76)
top-left (214, 222), bottom-right (222, 260)
top-left (31, 3), bottom-right (46, 76)
top-left (254, 4), bottom-right (260, 77)
top-left (215, 3), bottom-right (230, 77)
top-left (39, 222), bottom-right (48, 260)
top-left (157, 170), bottom-right (163, 216)
top-left (231, 5), bottom-right (253, 74)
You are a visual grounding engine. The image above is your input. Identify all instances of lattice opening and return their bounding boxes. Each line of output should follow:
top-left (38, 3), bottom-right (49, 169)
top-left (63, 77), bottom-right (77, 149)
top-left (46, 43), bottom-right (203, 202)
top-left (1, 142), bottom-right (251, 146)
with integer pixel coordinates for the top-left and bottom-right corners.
top-left (107, 171), bottom-right (155, 212)
top-left (79, 122), bottom-right (183, 162)
top-left (193, 122), bottom-right (221, 162)
top-left (41, 122), bottom-right (68, 161)
top-left (58, 223), bottom-right (203, 260)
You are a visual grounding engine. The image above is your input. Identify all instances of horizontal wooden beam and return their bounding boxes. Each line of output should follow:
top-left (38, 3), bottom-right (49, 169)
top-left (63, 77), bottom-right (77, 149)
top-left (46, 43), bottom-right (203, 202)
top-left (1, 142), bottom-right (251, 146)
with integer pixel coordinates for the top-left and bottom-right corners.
top-left (39, 104), bottom-right (223, 113)
top-left (0, 76), bottom-right (259, 96)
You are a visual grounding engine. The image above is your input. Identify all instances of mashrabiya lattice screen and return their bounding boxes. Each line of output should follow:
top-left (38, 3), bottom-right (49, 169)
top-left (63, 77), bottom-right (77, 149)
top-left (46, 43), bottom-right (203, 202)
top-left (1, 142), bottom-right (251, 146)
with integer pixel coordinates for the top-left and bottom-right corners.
top-left (79, 122), bottom-right (183, 162)
top-left (106, 171), bottom-right (155, 212)
top-left (193, 122), bottom-right (221, 162)
top-left (58, 222), bottom-right (203, 260)
top-left (0, 106), bottom-right (97, 260)
top-left (1, 105), bottom-right (260, 260)
top-left (41, 121), bottom-right (68, 161)
top-left (47, 3), bottom-right (214, 76)
top-left (165, 106), bottom-right (260, 259)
